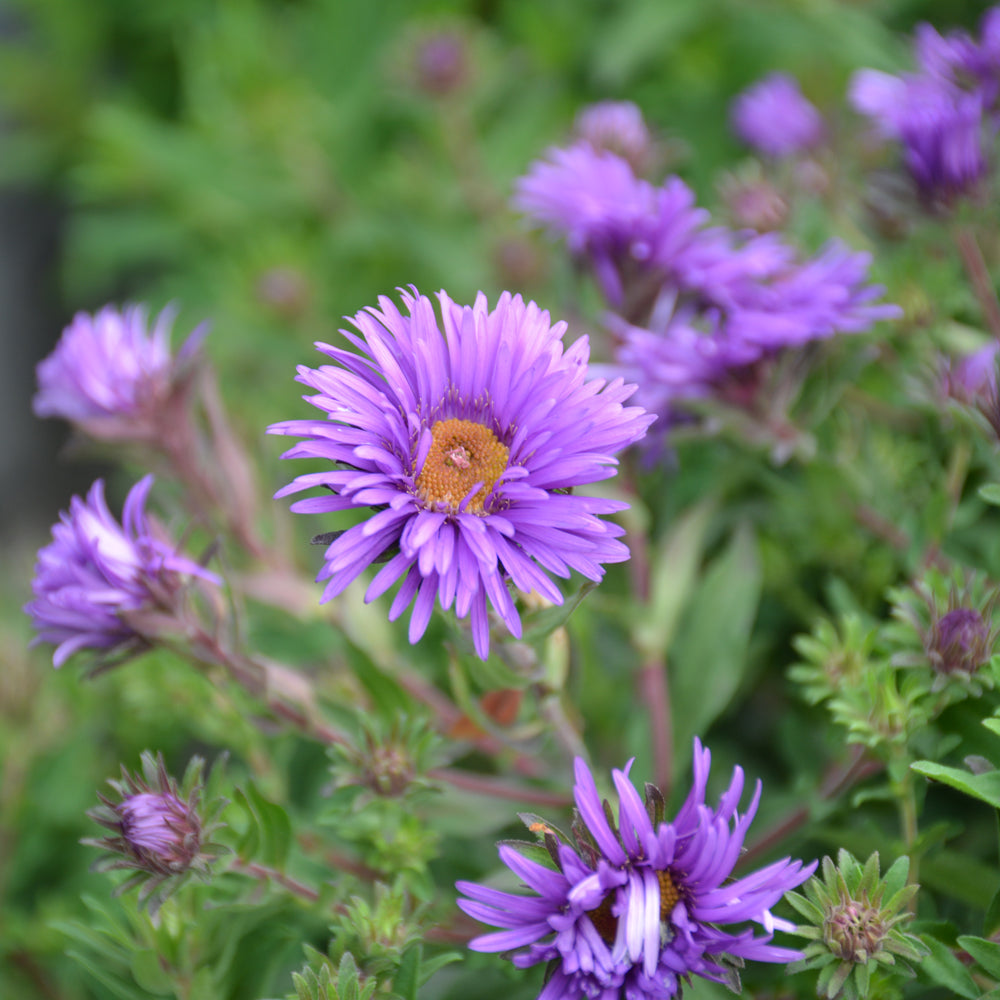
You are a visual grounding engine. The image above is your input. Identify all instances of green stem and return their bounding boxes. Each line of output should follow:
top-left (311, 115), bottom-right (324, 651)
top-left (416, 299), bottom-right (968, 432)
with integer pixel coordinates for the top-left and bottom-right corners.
top-left (895, 760), bottom-right (920, 906)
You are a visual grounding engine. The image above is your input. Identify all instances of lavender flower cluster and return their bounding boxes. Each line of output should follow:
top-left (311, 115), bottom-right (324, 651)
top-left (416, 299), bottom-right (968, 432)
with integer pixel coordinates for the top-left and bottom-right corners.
top-left (515, 101), bottom-right (899, 439)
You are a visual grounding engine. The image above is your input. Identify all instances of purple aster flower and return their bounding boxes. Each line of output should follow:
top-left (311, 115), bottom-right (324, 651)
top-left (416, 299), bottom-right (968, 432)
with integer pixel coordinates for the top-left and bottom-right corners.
top-left (26, 475), bottom-right (220, 669)
top-left (850, 57), bottom-right (991, 205)
top-left (730, 73), bottom-right (825, 158)
top-left (457, 740), bottom-right (815, 1000)
top-left (268, 289), bottom-right (652, 659)
top-left (721, 241), bottom-right (902, 350)
top-left (608, 241), bottom-right (898, 423)
top-left (85, 751), bottom-right (227, 912)
top-left (574, 101), bottom-right (653, 172)
top-left (33, 304), bottom-right (206, 441)
top-left (513, 145), bottom-right (708, 305)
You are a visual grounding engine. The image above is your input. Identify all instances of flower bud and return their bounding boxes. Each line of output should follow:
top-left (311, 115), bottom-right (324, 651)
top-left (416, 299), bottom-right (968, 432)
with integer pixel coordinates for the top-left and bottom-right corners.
top-left (85, 751), bottom-right (227, 913)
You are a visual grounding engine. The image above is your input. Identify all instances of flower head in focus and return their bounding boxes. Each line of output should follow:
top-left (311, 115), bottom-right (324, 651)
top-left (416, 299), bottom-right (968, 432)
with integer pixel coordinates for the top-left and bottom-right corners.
top-left (457, 740), bottom-right (814, 999)
top-left (731, 73), bottom-right (825, 158)
top-left (268, 289), bottom-right (652, 659)
top-left (33, 304), bottom-right (207, 441)
top-left (25, 475), bottom-right (220, 670)
top-left (85, 751), bottom-right (227, 914)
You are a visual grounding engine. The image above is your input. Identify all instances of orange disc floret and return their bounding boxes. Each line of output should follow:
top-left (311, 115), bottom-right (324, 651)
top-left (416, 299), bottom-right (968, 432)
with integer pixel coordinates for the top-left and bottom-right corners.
top-left (416, 418), bottom-right (509, 513)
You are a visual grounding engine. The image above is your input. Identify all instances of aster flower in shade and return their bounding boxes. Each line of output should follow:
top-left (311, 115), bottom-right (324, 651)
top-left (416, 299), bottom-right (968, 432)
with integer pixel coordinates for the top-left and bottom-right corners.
top-left (730, 73), bottom-right (825, 158)
top-left (574, 101), bottom-right (653, 173)
top-left (268, 289), bottom-right (652, 659)
top-left (25, 475), bottom-right (220, 670)
top-left (33, 304), bottom-right (206, 441)
top-left (456, 740), bottom-right (814, 1000)
top-left (85, 751), bottom-right (227, 914)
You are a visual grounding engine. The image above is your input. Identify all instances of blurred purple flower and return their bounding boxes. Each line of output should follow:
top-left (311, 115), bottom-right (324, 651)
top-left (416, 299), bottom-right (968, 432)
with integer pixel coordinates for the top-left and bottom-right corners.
top-left (33, 305), bottom-right (206, 440)
top-left (457, 740), bottom-right (814, 1000)
top-left (943, 342), bottom-right (999, 402)
top-left (268, 289), bottom-right (652, 659)
top-left (574, 100), bottom-right (653, 171)
top-left (723, 241), bottom-right (902, 350)
top-left (916, 7), bottom-right (1000, 105)
top-left (26, 476), bottom-right (219, 669)
top-left (513, 144), bottom-right (709, 304)
top-left (608, 240), bottom-right (898, 433)
top-left (852, 70), bottom-right (988, 202)
top-left (413, 30), bottom-right (468, 95)
top-left (850, 7), bottom-right (1000, 206)
top-left (731, 73), bottom-right (825, 158)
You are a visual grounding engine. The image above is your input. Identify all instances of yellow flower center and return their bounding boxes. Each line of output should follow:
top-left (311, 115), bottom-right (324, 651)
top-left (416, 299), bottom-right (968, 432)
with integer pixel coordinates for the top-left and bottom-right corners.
top-left (415, 418), bottom-right (509, 513)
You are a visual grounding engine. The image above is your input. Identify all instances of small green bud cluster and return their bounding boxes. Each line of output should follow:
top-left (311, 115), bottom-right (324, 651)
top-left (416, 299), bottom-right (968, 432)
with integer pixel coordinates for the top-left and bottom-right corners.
top-left (787, 851), bottom-right (927, 1000)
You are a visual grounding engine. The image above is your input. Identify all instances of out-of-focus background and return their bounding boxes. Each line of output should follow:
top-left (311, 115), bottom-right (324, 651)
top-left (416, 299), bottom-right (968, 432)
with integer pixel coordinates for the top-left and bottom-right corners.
top-left (0, 0), bottom-right (981, 537)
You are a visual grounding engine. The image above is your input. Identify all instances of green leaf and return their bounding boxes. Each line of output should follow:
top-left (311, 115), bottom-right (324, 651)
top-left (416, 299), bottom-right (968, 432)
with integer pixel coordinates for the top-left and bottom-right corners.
top-left (393, 944), bottom-right (421, 1000)
top-left (129, 950), bottom-right (173, 995)
top-left (917, 934), bottom-right (980, 998)
top-left (234, 781), bottom-right (293, 870)
top-left (916, 848), bottom-right (999, 909)
top-left (632, 499), bottom-right (714, 658)
top-left (986, 884), bottom-right (1000, 936)
top-left (958, 935), bottom-right (1000, 980)
top-left (670, 522), bottom-right (761, 748)
top-left (912, 760), bottom-right (1000, 809)
top-left (978, 483), bottom-right (1000, 507)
